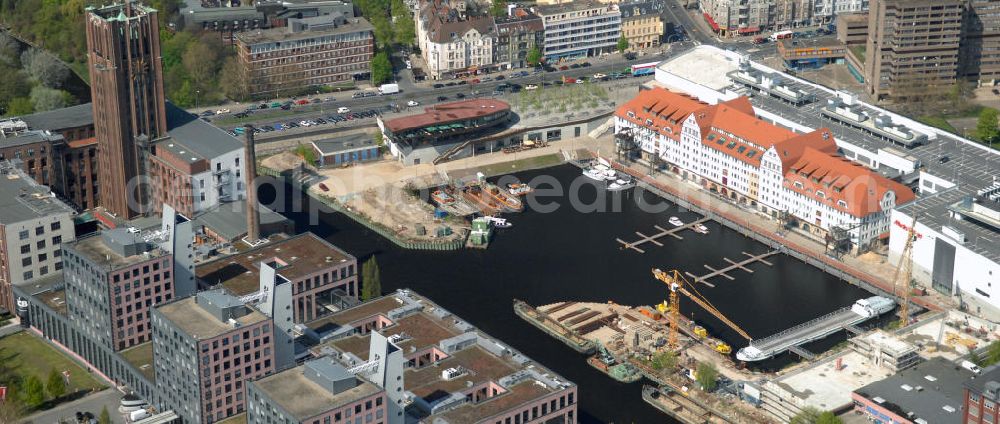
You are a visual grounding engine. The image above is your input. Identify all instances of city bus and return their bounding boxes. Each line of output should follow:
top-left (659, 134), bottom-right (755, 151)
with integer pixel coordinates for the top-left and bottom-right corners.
top-left (631, 62), bottom-right (658, 76)
top-left (771, 30), bottom-right (794, 41)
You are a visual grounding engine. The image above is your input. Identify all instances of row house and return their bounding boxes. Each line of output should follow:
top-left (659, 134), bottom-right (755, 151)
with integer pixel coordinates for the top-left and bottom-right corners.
top-left (614, 88), bottom-right (914, 249)
top-left (417, 0), bottom-right (497, 79)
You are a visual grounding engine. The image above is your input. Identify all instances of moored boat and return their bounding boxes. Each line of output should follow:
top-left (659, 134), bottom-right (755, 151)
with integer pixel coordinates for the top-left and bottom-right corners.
top-left (668, 217), bottom-right (684, 227)
top-left (507, 183), bottom-right (533, 196)
top-left (693, 223), bottom-right (709, 234)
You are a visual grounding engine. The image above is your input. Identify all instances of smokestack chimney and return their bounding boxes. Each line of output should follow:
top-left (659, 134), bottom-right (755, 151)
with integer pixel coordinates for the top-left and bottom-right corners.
top-left (244, 125), bottom-right (261, 242)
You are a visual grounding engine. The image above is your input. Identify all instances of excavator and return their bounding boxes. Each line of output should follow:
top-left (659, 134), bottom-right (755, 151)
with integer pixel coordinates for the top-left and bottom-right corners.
top-left (652, 268), bottom-right (752, 355)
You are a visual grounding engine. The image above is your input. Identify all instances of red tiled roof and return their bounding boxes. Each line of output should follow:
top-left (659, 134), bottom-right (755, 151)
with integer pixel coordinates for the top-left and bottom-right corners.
top-left (615, 87), bottom-right (709, 142)
top-left (384, 99), bottom-right (510, 133)
top-left (784, 147), bottom-right (916, 218)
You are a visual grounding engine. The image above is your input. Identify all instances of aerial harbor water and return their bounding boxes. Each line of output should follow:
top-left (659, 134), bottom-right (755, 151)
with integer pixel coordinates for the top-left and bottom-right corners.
top-left (262, 164), bottom-right (876, 423)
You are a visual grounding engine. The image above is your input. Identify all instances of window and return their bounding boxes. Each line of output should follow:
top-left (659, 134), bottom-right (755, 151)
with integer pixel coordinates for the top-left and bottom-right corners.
top-left (23, 271), bottom-right (32, 280)
top-left (51, 222), bottom-right (61, 231)
top-left (18, 230), bottom-right (28, 240)
top-left (20, 245), bottom-right (29, 254)
top-left (53, 235), bottom-right (62, 245)
top-left (22, 257), bottom-right (31, 267)
top-left (36, 240), bottom-right (45, 250)
top-left (35, 226), bottom-right (44, 236)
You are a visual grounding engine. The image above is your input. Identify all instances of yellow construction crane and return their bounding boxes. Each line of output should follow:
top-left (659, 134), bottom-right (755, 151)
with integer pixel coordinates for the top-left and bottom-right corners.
top-left (652, 269), bottom-right (752, 351)
top-left (891, 214), bottom-right (919, 326)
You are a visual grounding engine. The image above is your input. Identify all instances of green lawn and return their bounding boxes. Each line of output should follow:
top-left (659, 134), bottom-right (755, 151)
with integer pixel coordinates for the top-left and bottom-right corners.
top-left (849, 45), bottom-right (866, 64)
top-left (477, 153), bottom-right (564, 177)
top-left (918, 115), bottom-right (959, 133)
top-left (0, 332), bottom-right (105, 396)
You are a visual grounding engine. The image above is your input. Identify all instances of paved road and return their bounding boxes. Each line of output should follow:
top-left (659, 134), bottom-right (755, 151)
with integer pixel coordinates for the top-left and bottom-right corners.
top-left (207, 42), bottom-right (697, 135)
top-left (22, 389), bottom-right (124, 424)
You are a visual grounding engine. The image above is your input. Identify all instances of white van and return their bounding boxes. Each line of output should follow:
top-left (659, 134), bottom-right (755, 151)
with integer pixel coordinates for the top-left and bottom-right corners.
top-left (962, 360), bottom-right (983, 374)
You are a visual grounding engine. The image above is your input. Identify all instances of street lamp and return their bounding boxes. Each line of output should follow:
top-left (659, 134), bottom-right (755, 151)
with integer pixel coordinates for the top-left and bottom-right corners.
top-left (196, 90), bottom-right (201, 110)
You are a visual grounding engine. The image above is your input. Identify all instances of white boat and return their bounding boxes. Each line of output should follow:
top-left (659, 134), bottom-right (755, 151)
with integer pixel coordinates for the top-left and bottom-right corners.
top-left (693, 223), bottom-right (709, 234)
top-left (583, 168), bottom-right (607, 181)
top-left (607, 179), bottom-right (635, 191)
top-left (602, 169), bottom-right (618, 181)
top-left (485, 216), bottom-right (512, 228)
top-left (668, 217), bottom-right (684, 227)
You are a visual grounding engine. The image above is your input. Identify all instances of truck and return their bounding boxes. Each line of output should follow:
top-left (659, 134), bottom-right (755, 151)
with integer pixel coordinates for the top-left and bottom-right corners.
top-left (378, 83), bottom-right (400, 95)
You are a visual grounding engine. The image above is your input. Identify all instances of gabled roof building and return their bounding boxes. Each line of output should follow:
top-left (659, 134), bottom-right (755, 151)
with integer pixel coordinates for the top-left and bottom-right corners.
top-left (615, 87), bottom-right (915, 250)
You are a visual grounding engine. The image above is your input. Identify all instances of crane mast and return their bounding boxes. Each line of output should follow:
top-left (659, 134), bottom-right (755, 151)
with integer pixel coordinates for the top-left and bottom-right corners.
top-left (892, 215), bottom-right (918, 326)
top-left (652, 268), bottom-right (752, 351)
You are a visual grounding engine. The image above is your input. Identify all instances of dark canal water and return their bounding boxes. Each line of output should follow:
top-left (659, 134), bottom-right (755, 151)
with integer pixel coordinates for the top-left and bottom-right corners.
top-left (259, 164), bottom-right (874, 424)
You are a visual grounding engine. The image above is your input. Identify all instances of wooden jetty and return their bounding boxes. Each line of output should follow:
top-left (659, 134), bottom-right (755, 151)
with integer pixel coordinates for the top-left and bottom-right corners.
top-left (684, 250), bottom-right (780, 287)
top-left (617, 218), bottom-right (711, 253)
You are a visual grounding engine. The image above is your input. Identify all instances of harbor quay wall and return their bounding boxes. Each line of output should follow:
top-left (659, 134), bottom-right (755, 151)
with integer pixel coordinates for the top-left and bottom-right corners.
top-left (588, 157), bottom-right (936, 314)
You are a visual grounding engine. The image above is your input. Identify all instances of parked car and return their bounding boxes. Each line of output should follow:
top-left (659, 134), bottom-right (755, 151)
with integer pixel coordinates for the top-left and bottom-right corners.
top-left (215, 108), bottom-right (230, 115)
top-left (433, 83), bottom-right (445, 88)
top-left (457, 80), bottom-right (467, 85)
top-left (337, 107), bottom-right (351, 113)
top-left (559, 65), bottom-right (569, 70)
top-left (455, 93), bottom-right (466, 98)
top-left (295, 99), bottom-right (309, 105)
top-left (581, 62), bottom-right (591, 67)
top-left (352, 92), bottom-right (364, 98)
top-left (270, 102), bottom-right (282, 108)
top-left (525, 84), bottom-right (539, 90)
top-left (570, 63), bottom-right (581, 69)
top-left (496, 75), bottom-right (505, 80)
top-left (200, 111), bottom-right (214, 117)
top-left (470, 78), bottom-right (481, 84)
top-left (437, 96), bottom-right (449, 101)
top-left (407, 100), bottom-right (420, 106)
top-left (280, 104), bottom-right (291, 110)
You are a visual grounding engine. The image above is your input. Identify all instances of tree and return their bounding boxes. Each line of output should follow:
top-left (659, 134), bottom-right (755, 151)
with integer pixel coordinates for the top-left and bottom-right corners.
top-left (0, 64), bottom-right (30, 113)
top-left (791, 407), bottom-right (841, 424)
top-left (0, 396), bottom-right (23, 423)
top-left (361, 256), bottom-right (382, 301)
top-left (975, 108), bottom-right (1000, 143)
top-left (20, 374), bottom-right (45, 408)
top-left (391, 0), bottom-right (416, 46)
top-left (971, 349), bottom-right (985, 366)
top-left (0, 31), bottom-right (21, 66)
top-left (98, 406), bottom-right (112, 424)
top-left (987, 340), bottom-right (1000, 366)
top-left (182, 39), bottom-right (220, 89)
top-left (46, 368), bottom-right (66, 400)
top-left (219, 56), bottom-right (249, 102)
top-left (617, 35), bottom-right (629, 54)
top-left (6, 97), bottom-right (33, 115)
top-left (816, 411), bottom-right (842, 424)
top-left (526, 46), bottom-right (542, 67)
top-left (30, 86), bottom-right (72, 112)
top-left (20, 48), bottom-right (70, 88)
top-left (490, 0), bottom-right (508, 17)
top-left (695, 361), bottom-right (718, 391)
top-left (650, 351), bottom-right (677, 371)
top-left (371, 15), bottom-right (393, 48)
top-left (371, 51), bottom-right (393, 86)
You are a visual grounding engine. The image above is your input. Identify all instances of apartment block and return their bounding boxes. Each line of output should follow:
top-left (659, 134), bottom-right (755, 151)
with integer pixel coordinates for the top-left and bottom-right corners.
top-left (246, 357), bottom-right (388, 424)
top-left (152, 290), bottom-right (281, 423)
top-left (3, 106), bottom-right (100, 211)
top-left (235, 14), bottom-right (374, 97)
top-left (864, 0), bottom-right (964, 101)
top-left (494, 9), bottom-right (545, 70)
top-left (0, 160), bottom-right (76, 313)
top-left (417, 0), bottom-right (497, 79)
top-left (63, 207), bottom-right (194, 351)
top-left (836, 12), bottom-right (869, 45)
top-left (305, 290), bottom-right (578, 424)
top-left (178, 0), bottom-right (355, 44)
top-left (620, 0), bottom-right (665, 49)
top-left (197, 233), bottom-right (359, 323)
top-left (537, 0), bottom-right (621, 61)
top-left (961, 0), bottom-right (1000, 85)
top-left (699, 0), bottom-right (771, 36)
top-left (814, 0), bottom-right (869, 23)
top-left (148, 105), bottom-right (247, 218)
top-left (965, 365), bottom-right (1000, 424)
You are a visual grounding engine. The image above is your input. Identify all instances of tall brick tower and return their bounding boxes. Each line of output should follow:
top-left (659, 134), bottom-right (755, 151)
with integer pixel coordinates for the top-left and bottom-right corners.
top-left (86, 1), bottom-right (167, 219)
